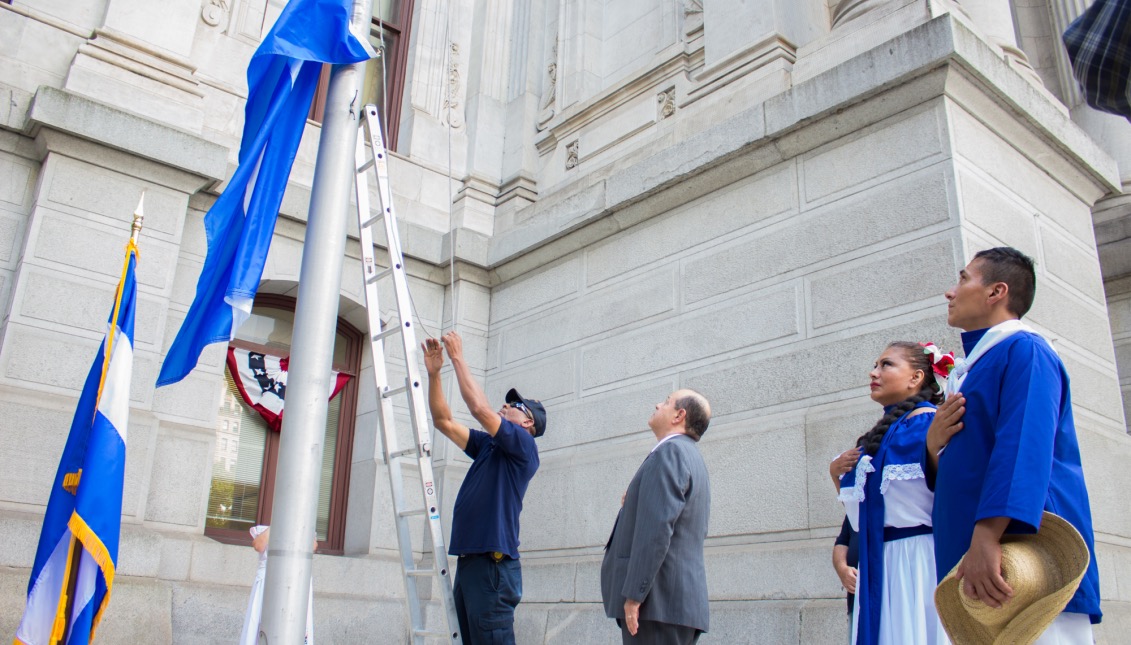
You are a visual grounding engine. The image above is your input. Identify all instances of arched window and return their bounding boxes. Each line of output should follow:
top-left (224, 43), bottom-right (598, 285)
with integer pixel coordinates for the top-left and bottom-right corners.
top-left (204, 295), bottom-right (361, 554)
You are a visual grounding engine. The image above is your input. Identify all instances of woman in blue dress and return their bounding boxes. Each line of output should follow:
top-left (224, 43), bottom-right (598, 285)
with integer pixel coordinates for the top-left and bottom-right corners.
top-left (829, 341), bottom-right (954, 645)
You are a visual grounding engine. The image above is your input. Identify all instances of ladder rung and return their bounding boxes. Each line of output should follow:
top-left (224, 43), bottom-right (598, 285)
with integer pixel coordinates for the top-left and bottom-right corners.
top-left (389, 447), bottom-right (417, 459)
top-left (382, 384), bottom-right (409, 399)
top-left (357, 158), bottom-right (375, 173)
top-left (412, 629), bottom-right (454, 639)
top-left (398, 507), bottom-right (426, 518)
top-left (366, 266), bottom-right (394, 285)
top-left (405, 567), bottom-right (435, 577)
top-left (372, 325), bottom-right (401, 342)
top-left (360, 210), bottom-right (384, 228)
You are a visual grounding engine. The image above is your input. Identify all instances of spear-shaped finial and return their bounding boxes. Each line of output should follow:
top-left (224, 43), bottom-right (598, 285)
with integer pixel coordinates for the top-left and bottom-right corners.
top-left (131, 191), bottom-right (146, 245)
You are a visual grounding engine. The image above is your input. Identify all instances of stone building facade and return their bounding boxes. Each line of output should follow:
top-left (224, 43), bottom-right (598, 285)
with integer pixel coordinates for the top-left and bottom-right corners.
top-left (1, 0), bottom-right (1130, 643)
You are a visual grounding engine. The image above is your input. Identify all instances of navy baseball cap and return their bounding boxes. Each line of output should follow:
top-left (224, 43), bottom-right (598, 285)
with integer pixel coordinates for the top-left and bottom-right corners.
top-left (505, 388), bottom-right (547, 437)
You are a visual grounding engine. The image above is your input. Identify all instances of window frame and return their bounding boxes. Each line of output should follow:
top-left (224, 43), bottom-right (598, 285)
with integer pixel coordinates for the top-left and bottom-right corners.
top-left (307, 0), bottom-right (414, 151)
top-left (204, 294), bottom-right (362, 555)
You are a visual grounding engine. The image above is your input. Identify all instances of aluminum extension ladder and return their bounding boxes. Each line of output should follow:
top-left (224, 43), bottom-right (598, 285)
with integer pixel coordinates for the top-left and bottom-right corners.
top-left (353, 104), bottom-right (461, 644)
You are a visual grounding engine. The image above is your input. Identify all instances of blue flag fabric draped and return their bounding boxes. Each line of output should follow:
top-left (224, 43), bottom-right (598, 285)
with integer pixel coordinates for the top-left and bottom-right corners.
top-left (15, 242), bottom-right (138, 645)
top-left (157, 0), bottom-right (374, 387)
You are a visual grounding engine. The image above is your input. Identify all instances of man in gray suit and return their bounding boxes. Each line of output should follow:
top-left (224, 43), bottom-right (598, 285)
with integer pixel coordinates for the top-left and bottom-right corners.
top-left (601, 389), bottom-right (712, 644)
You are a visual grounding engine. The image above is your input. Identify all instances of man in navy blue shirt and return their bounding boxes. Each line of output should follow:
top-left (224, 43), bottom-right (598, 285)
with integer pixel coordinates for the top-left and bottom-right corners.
top-left (423, 331), bottom-right (545, 645)
top-left (925, 247), bottom-right (1100, 642)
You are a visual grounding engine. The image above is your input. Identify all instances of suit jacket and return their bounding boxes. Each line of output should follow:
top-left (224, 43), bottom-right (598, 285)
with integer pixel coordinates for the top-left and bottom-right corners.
top-left (600, 434), bottom-right (711, 633)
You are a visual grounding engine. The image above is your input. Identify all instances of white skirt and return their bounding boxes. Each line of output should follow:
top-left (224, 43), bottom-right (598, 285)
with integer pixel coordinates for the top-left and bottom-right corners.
top-left (239, 562), bottom-right (315, 645)
top-left (850, 534), bottom-right (949, 645)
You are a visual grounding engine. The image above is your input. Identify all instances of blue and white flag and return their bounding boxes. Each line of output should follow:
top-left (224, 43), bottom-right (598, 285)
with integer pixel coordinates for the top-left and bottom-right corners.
top-left (15, 241), bottom-right (138, 645)
top-left (157, 0), bottom-right (374, 387)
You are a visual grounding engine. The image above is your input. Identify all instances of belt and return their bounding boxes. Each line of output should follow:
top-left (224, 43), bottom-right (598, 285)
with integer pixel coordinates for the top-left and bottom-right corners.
top-left (883, 524), bottom-right (932, 542)
top-left (459, 552), bottom-right (511, 562)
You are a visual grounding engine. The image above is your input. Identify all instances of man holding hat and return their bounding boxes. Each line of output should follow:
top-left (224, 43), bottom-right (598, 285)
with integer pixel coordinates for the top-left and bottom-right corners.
top-left (423, 331), bottom-right (546, 645)
top-left (925, 248), bottom-right (1101, 643)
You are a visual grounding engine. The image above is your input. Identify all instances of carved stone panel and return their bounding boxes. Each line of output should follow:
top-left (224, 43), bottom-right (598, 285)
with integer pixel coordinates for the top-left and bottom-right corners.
top-left (657, 87), bottom-right (675, 120)
top-left (442, 41), bottom-right (464, 129)
top-left (566, 140), bottom-right (579, 170)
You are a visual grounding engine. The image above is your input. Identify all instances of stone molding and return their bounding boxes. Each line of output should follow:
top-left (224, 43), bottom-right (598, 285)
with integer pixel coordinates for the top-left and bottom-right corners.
top-left (75, 28), bottom-right (204, 98)
top-left (0, 2), bottom-right (93, 40)
top-left (684, 33), bottom-right (796, 108)
top-left (487, 14), bottom-right (1120, 277)
top-left (26, 86), bottom-right (227, 184)
top-left (534, 44), bottom-right (703, 156)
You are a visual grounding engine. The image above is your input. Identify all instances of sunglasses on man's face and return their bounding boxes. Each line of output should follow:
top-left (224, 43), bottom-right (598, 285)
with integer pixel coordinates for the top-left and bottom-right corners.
top-left (510, 401), bottom-right (534, 422)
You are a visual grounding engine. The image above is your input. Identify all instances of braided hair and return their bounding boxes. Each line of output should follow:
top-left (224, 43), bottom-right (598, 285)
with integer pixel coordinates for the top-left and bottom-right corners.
top-left (855, 341), bottom-right (944, 457)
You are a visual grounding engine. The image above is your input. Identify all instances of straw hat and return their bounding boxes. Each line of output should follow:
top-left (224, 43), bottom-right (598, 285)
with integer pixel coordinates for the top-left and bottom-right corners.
top-left (935, 512), bottom-right (1090, 645)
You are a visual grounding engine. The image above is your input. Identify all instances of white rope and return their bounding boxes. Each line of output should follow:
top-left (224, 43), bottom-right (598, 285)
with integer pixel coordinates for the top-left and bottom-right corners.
top-left (443, 0), bottom-right (457, 336)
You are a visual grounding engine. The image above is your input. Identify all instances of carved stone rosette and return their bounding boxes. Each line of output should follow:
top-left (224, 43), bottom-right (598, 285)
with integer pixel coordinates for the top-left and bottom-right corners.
top-left (201, 0), bottom-right (230, 27)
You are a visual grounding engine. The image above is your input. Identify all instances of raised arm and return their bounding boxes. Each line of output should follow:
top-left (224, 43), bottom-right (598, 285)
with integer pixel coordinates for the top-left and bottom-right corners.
top-left (441, 332), bottom-right (502, 436)
top-left (422, 338), bottom-right (470, 451)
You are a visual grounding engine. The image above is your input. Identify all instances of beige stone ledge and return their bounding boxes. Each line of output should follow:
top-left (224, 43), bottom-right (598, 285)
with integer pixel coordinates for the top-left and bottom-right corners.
top-left (25, 86), bottom-right (227, 184)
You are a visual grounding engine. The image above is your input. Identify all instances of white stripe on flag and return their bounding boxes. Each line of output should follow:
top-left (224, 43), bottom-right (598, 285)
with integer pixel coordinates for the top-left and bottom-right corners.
top-left (96, 326), bottom-right (133, 443)
top-left (65, 551), bottom-right (99, 645)
top-left (15, 530), bottom-right (72, 645)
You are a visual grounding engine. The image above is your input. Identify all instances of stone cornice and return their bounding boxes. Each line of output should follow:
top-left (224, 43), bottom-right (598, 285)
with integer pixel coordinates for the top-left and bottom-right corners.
top-left (485, 14), bottom-right (1120, 283)
top-left (26, 86), bottom-right (227, 186)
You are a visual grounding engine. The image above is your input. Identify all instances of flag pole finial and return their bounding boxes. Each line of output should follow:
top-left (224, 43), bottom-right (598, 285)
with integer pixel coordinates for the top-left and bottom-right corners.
top-left (131, 191), bottom-right (146, 245)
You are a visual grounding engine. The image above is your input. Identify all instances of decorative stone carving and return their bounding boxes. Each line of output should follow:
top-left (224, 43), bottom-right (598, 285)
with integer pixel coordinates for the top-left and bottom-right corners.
top-left (831, 0), bottom-right (891, 29)
top-left (565, 140), bottom-right (579, 170)
top-left (657, 88), bottom-right (676, 119)
top-left (537, 39), bottom-right (558, 131)
top-left (442, 41), bottom-right (464, 129)
top-left (201, 0), bottom-right (230, 27)
top-left (683, 0), bottom-right (704, 36)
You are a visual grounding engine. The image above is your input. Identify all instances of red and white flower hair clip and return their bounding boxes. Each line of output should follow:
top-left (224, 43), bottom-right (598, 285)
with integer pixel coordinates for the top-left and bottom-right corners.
top-left (920, 342), bottom-right (955, 379)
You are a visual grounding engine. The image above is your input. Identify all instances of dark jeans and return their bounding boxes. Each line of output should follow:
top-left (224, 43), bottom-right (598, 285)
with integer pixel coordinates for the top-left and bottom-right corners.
top-left (453, 554), bottom-right (522, 645)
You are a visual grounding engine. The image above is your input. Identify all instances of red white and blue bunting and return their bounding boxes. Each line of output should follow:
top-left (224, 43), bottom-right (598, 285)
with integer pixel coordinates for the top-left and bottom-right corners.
top-left (226, 347), bottom-right (351, 431)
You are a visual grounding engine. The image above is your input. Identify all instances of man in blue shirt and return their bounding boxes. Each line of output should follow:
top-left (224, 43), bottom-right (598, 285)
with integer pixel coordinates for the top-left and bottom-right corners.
top-left (925, 247), bottom-right (1101, 642)
top-left (423, 331), bottom-right (545, 645)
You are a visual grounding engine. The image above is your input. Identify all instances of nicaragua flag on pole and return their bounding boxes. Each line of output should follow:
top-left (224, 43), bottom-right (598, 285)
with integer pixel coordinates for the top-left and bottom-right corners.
top-left (15, 238), bottom-right (139, 645)
top-left (156, 0), bottom-right (374, 387)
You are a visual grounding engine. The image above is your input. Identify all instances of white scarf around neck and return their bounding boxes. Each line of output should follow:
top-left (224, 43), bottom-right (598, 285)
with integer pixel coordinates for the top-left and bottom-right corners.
top-left (945, 319), bottom-right (1046, 396)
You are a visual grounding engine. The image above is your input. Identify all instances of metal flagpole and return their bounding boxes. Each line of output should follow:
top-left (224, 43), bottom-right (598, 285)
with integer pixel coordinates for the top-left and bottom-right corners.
top-left (258, 0), bottom-right (373, 642)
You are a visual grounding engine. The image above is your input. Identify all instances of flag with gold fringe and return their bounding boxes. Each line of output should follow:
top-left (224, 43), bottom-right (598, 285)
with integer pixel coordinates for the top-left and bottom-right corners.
top-left (15, 219), bottom-right (139, 645)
